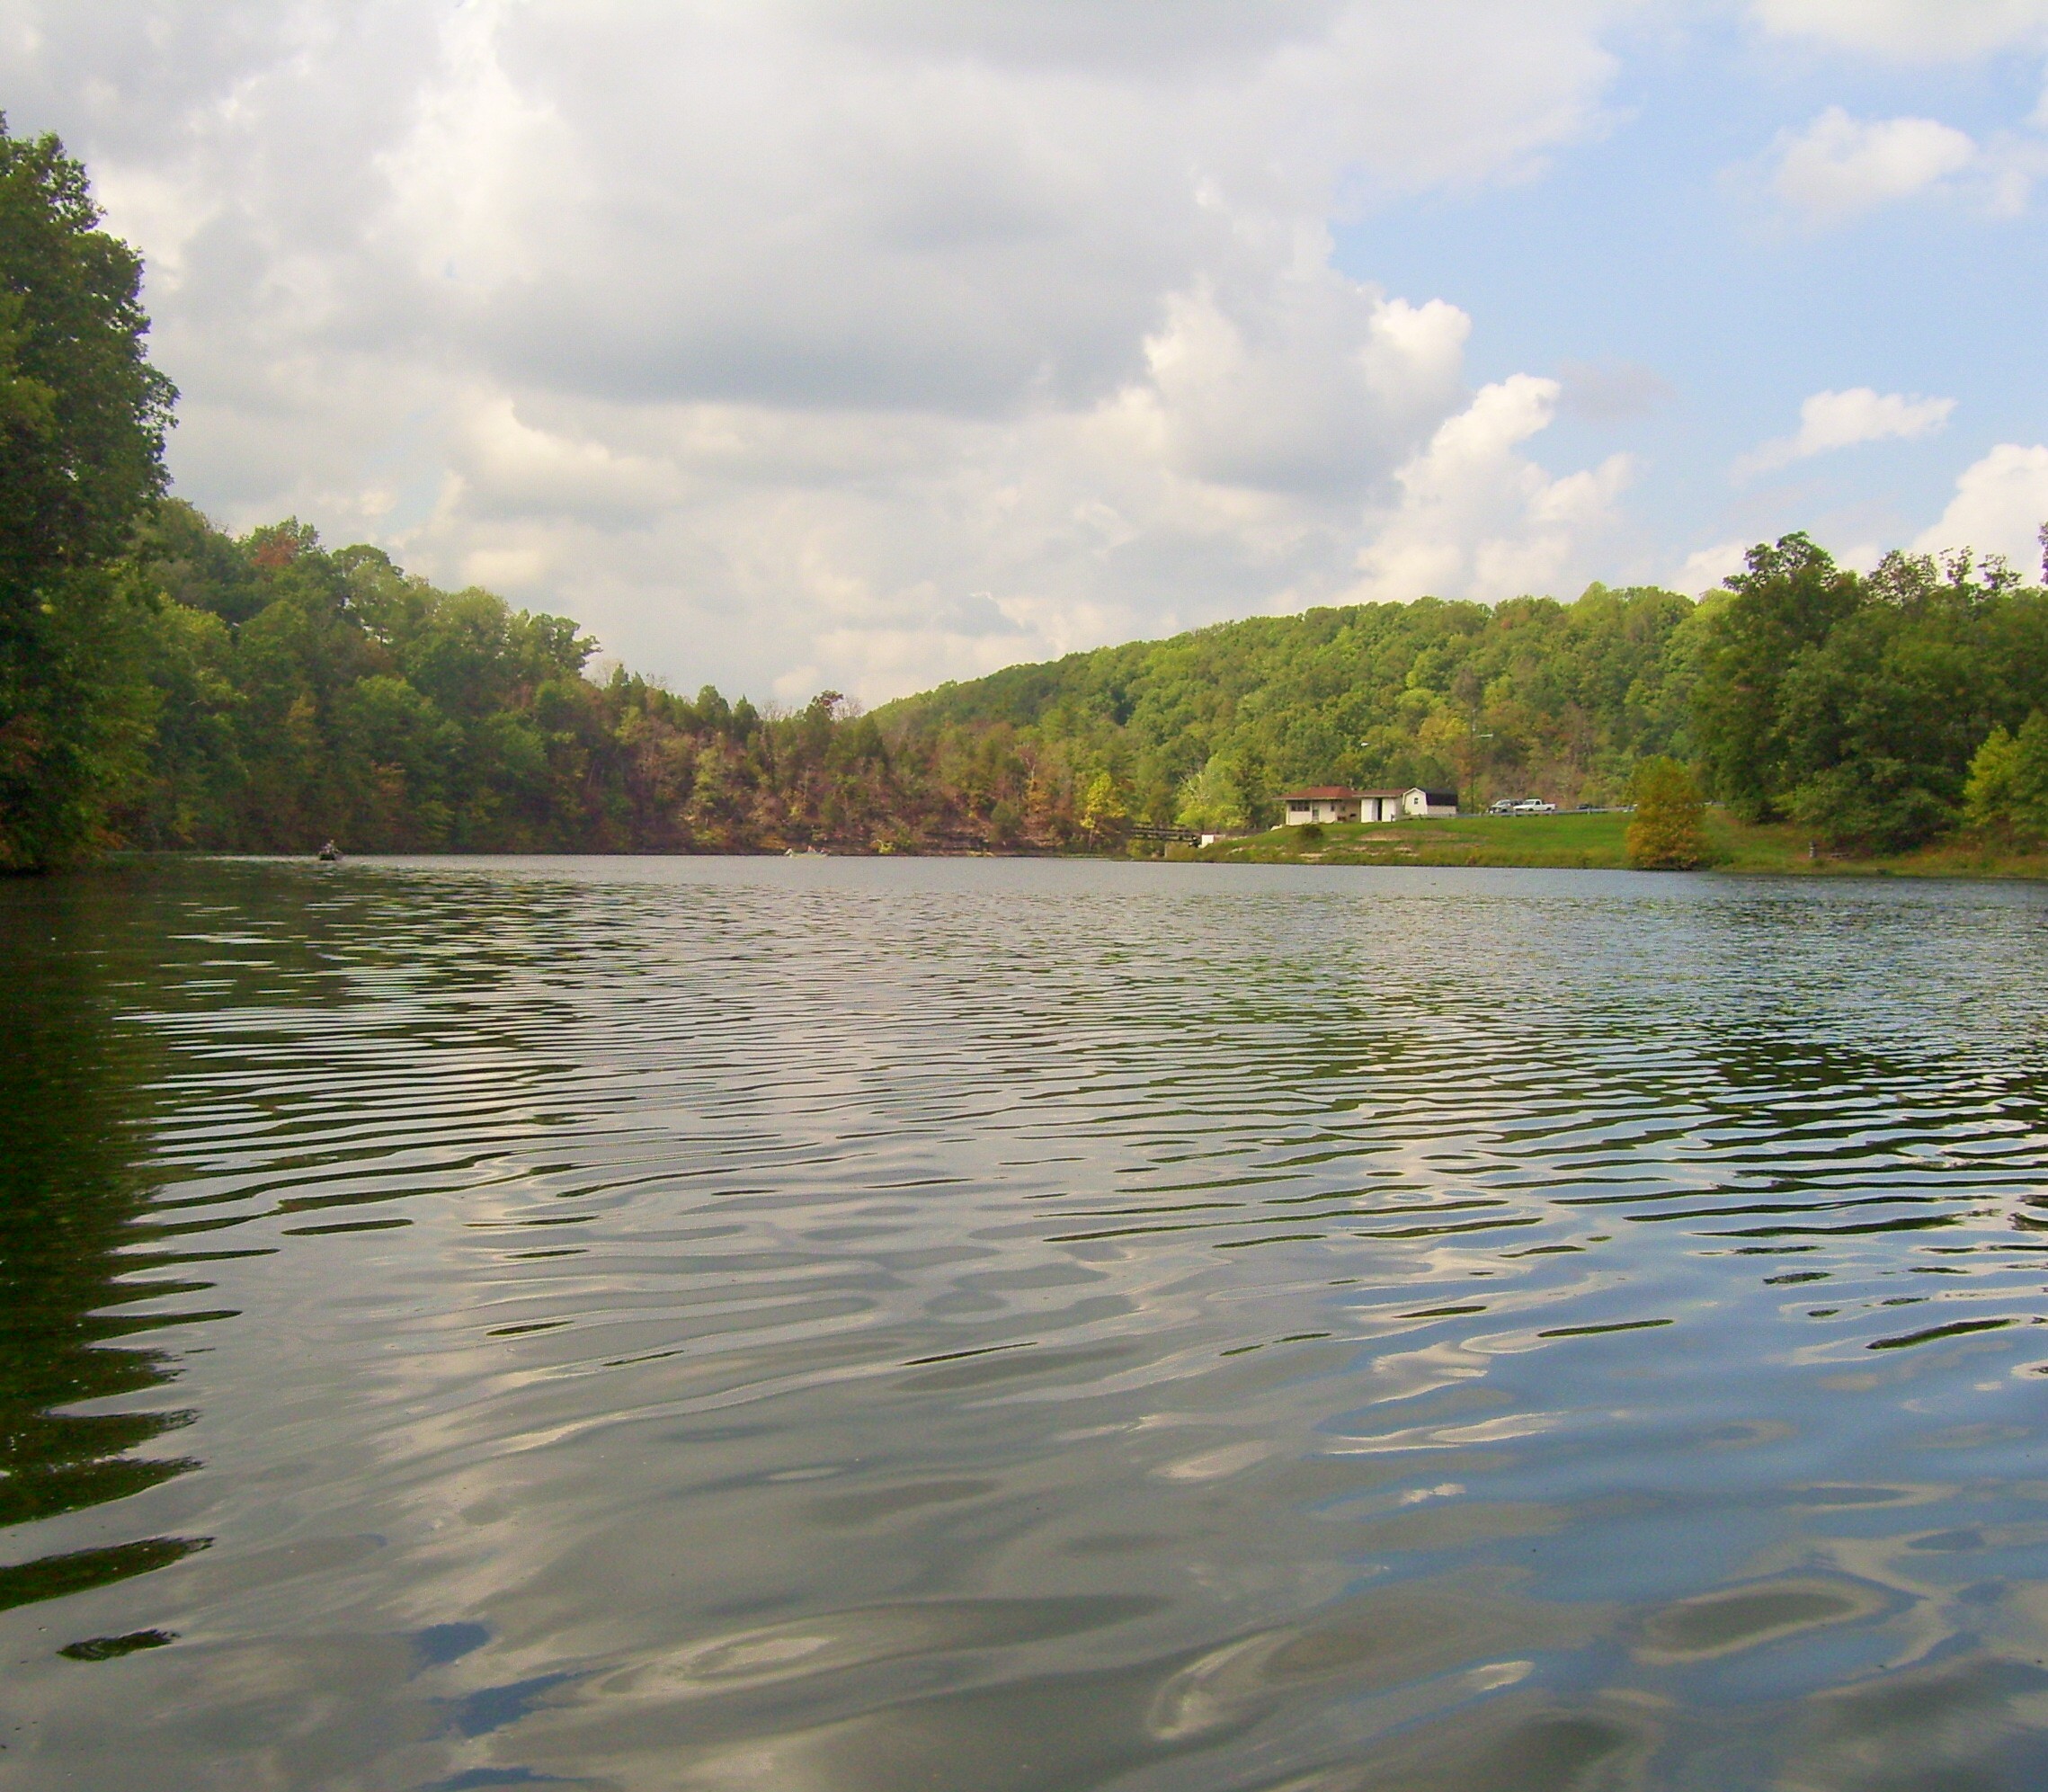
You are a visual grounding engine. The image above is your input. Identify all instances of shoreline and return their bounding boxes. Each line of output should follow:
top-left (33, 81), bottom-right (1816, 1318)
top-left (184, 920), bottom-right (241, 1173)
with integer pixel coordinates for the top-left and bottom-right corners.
top-left (1162, 811), bottom-right (2048, 881)
top-left (72, 821), bottom-right (2048, 883)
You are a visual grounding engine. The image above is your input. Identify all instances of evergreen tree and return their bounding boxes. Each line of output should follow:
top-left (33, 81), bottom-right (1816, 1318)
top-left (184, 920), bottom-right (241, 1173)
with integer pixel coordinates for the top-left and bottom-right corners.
top-left (1964, 724), bottom-right (2022, 834)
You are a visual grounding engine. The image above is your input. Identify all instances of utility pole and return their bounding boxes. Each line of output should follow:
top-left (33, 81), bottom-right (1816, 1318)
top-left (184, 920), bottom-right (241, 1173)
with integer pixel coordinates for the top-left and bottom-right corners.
top-left (1462, 717), bottom-right (1494, 801)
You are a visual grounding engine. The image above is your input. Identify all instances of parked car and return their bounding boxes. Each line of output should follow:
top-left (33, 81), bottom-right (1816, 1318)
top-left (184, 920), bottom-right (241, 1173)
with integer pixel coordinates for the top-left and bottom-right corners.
top-left (1511, 798), bottom-right (1557, 815)
top-left (1487, 798), bottom-right (1518, 815)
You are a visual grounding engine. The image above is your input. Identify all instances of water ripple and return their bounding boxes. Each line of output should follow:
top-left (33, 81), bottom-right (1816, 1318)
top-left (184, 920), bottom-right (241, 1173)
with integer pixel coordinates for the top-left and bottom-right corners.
top-left (5, 859), bottom-right (2048, 1788)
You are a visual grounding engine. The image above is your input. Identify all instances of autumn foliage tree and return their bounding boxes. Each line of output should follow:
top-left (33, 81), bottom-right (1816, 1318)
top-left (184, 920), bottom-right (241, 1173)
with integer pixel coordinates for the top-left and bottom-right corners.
top-left (1077, 770), bottom-right (1128, 846)
top-left (1625, 756), bottom-right (1710, 870)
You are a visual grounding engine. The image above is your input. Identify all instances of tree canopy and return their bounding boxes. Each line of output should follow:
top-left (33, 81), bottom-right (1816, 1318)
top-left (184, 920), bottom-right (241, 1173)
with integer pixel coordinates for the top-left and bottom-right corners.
top-left (1690, 536), bottom-right (2048, 852)
top-left (25, 497), bottom-right (2048, 865)
top-left (0, 120), bottom-right (177, 870)
top-left (31, 502), bottom-right (1714, 860)
top-left (881, 581), bottom-right (1704, 830)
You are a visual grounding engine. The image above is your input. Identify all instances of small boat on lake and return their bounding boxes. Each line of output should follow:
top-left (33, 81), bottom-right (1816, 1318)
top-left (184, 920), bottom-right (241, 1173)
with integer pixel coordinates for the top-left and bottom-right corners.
top-left (316, 840), bottom-right (343, 863)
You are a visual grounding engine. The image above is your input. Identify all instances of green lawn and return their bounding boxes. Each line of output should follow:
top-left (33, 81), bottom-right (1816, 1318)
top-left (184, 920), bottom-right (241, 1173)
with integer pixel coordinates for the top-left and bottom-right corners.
top-left (1177, 811), bottom-right (1634, 869)
top-left (1166, 811), bottom-right (2048, 878)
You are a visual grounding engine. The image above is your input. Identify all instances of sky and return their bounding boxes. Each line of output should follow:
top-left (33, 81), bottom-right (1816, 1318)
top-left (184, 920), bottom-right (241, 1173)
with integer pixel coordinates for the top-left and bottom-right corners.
top-left (4, 1), bottom-right (2048, 705)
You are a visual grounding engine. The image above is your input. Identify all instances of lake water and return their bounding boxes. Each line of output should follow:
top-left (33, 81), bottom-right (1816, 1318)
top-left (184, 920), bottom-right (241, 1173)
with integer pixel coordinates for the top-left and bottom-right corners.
top-left (6, 856), bottom-right (2048, 1789)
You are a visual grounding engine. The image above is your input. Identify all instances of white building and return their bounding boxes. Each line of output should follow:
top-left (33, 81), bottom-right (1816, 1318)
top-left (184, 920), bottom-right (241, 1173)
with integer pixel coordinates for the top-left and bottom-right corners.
top-left (1280, 787), bottom-right (1458, 825)
top-left (1402, 787), bottom-right (1458, 818)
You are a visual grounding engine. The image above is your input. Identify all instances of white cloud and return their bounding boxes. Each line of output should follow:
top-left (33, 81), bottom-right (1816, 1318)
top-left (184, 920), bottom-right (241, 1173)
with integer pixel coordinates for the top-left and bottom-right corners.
top-left (1914, 442), bottom-right (2048, 572)
top-left (0, 0), bottom-right (1643, 700)
top-left (1770, 107), bottom-right (1979, 222)
top-left (453, 397), bottom-right (687, 524)
top-left (1734, 387), bottom-right (1955, 478)
top-left (1350, 376), bottom-right (1634, 603)
top-left (1670, 539), bottom-right (1750, 593)
top-left (1751, 0), bottom-right (2048, 61)
top-left (1134, 271), bottom-right (1470, 493)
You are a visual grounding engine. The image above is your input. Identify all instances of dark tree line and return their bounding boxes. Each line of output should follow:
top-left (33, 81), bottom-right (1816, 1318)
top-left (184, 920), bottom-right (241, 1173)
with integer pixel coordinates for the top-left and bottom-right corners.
top-left (110, 508), bottom-right (1723, 860)
top-left (116, 501), bottom-right (1092, 857)
top-left (1690, 532), bottom-right (2048, 852)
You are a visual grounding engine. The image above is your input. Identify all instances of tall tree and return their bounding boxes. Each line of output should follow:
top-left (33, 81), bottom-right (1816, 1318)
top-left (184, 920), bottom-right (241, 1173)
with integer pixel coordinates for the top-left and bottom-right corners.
top-left (1689, 534), bottom-right (1863, 822)
top-left (0, 119), bottom-right (175, 871)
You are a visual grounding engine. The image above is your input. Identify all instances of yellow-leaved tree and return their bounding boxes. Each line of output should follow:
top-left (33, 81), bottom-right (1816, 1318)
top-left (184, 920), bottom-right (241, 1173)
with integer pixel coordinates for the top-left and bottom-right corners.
top-left (1078, 770), bottom-right (1128, 846)
top-left (1625, 756), bottom-right (1710, 870)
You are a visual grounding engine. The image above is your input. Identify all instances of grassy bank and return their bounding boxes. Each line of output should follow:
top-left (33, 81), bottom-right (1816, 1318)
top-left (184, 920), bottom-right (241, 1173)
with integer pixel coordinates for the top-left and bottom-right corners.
top-left (1166, 811), bottom-right (2048, 878)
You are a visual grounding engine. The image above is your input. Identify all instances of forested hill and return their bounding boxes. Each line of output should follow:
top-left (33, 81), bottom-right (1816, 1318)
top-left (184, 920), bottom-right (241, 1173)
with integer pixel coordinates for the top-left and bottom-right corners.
top-left (878, 535), bottom-right (2048, 854)
top-left (49, 499), bottom-right (2048, 864)
top-left (877, 584), bottom-right (1703, 829)
top-left (102, 498), bottom-right (1707, 858)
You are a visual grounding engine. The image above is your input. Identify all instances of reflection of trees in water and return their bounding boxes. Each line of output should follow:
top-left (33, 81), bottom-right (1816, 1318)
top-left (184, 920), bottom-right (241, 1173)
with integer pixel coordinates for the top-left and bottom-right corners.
top-left (0, 871), bottom-right (208, 1621)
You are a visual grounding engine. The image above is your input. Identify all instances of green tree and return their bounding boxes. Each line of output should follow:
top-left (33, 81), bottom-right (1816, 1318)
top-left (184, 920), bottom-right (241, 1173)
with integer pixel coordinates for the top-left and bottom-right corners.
top-left (1964, 712), bottom-right (2048, 841)
top-left (1690, 534), bottom-right (1862, 821)
top-left (1174, 754), bottom-right (1248, 833)
top-left (114, 596), bottom-right (239, 848)
top-left (1772, 551), bottom-right (2018, 851)
top-left (1964, 725), bottom-right (2023, 834)
top-left (1625, 756), bottom-right (1710, 869)
top-left (882, 582), bottom-right (1699, 825)
top-left (0, 120), bottom-right (175, 869)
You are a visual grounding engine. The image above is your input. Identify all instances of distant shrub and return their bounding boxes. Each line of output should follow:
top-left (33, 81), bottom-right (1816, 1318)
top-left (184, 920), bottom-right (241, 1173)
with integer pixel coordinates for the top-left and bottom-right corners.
top-left (1295, 822), bottom-right (1325, 845)
top-left (986, 798), bottom-right (1022, 846)
top-left (1626, 758), bottom-right (1710, 870)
